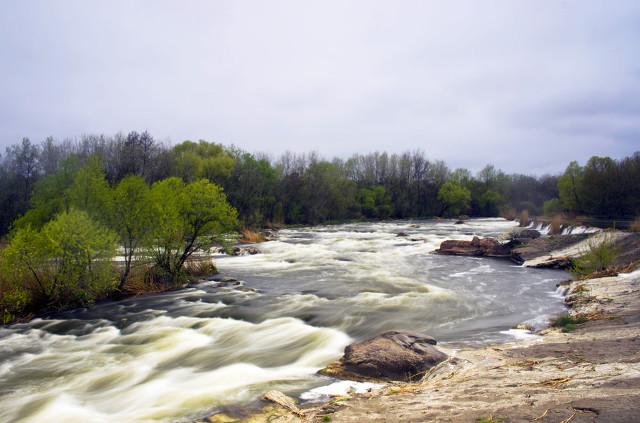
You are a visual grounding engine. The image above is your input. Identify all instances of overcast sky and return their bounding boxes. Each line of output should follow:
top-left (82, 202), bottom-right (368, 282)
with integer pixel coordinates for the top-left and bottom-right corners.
top-left (1, 1), bottom-right (639, 174)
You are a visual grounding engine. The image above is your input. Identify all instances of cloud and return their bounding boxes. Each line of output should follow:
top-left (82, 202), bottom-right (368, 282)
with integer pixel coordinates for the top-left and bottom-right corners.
top-left (0, 0), bottom-right (639, 174)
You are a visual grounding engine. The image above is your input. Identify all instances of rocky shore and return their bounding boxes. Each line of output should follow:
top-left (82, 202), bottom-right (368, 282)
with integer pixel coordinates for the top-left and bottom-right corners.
top-left (205, 228), bottom-right (640, 423)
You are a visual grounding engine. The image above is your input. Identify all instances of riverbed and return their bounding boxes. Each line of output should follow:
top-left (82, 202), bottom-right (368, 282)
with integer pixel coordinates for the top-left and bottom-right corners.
top-left (0, 219), bottom-right (567, 422)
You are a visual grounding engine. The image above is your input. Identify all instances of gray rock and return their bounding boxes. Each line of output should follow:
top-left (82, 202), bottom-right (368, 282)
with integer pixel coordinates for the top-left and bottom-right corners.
top-left (320, 331), bottom-right (447, 381)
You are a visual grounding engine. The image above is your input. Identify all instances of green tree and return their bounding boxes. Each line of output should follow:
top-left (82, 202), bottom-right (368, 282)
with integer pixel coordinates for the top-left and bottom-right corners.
top-left (148, 178), bottom-right (237, 285)
top-left (12, 156), bottom-right (81, 231)
top-left (172, 140), bottom-right (235, 183)
top-left (437, 181), bottom-right (471, 216)
top-left (558, 161), bottom-right (584, 213)
top-left (2, 210), bottom-right (118, 309)
top-left (66, 157), bottom-right (111, 222)
top-left (110, 176), bottom-right (153, 289)
top-left (359, 185), bottom-right (393, 218)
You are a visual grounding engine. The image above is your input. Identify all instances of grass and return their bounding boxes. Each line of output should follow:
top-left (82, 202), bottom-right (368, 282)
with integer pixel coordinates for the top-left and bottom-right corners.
top-left (240, 228), bottom-right (266, 243)
top-left (322, 416), bottom-right (332, 422)
top-left (571, 231), bottom-right (618, 277)
top-left (552, 315), bottom-right (588, 332)
top-left (519, 209), bottom-right (529, 227)
top-left (549, 214), bottom-right (564, 235)
top-left (477, 417), bottom-right (503, 423)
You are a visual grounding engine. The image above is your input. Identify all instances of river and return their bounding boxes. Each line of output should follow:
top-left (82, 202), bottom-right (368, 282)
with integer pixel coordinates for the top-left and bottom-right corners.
top-left (0, 219), bottom-right (567, 422)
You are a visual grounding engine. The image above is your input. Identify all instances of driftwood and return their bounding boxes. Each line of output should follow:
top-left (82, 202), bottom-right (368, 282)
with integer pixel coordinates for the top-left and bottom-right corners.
top-left (263, 390), bottom-right (305, 417)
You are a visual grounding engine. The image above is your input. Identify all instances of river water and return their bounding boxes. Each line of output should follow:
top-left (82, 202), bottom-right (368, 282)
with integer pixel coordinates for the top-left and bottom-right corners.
top-left (0, 219), bottom-right (567, 422)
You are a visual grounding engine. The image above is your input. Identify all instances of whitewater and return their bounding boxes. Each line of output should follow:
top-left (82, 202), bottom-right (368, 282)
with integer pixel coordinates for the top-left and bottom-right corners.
top-left (0, 219), bottom-right (567, 422)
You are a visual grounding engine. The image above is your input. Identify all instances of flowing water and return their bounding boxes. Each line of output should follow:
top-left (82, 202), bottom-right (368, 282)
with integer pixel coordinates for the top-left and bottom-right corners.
top-left (0, 219), bottom-right (568, 422)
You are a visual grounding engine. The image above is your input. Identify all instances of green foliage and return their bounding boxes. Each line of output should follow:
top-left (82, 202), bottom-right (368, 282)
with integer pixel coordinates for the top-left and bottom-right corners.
top-left (66, 156), bottom-right (111, 222)
top-left (558, 160), bottom-right (584, 212)
top-left (543, 198), bottom-right (563, 216)
top-left (571, 232), bottom-right (618, 276)
top-left (477, 417), bottom-right (502, 423)
top-left (12, 156), bottom-right (81, 231)
top-left (552, 315), bottom-right (588, 332)
top-left (2, 210), bottom-right (118, 310)
top-left (172, 140), bottom-right (235, 183)
top-left (437, 181), bottom-right (471, 216)
top-left (148, 178), bottom-right (238, 285)
top-left (110, 175), bottom-right (153, 288)
top-left (478, 190), bottom-right (503, 216)
top-left (359, 185), bottom-right (393, 219)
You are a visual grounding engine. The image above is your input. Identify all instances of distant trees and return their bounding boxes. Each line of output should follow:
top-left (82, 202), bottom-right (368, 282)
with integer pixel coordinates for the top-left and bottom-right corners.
top-left (548, 154), bottom-right (640, 219)
top-left (1, 131), bottom-right (638, 237)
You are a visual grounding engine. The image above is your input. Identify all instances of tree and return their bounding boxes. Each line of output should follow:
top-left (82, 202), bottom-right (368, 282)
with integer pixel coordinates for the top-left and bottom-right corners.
top-left (2, 210), bottom-right (118, 309)
top-left (558, 161), bottom-right (584, 213)
top-left (111, 176), bottom-right (153, 289)
top-left (147, 178), bottom-right (237, 285)
top-left (66, 156), bottom-right (111, 222)
top-left (172, 140), bottom-right (235, 183)
top-left (438, 181), bottom-right (471, 216)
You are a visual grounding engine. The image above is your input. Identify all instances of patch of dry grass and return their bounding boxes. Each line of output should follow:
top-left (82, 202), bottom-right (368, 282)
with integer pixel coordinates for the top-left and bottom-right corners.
top-left (240, 228), bottom-right (267, 244)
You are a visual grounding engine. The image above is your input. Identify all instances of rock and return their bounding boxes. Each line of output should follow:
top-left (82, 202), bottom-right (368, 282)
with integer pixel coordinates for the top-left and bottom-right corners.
top-left (396, 232), bottom-right (409, 237)
top-left (320, 331), bottom-right (447, 381)
top-left (232, 246), bottom-right (260, 256)
top-left (515, 229), bottom-right (541, 239)
top-left (263, 390), bottom-right (304, 417)
top-left (513, 322), bottom-right (535, 331)
top-left (435, 236), bottom-right (512, 258)
top-left (262, 229), bottom-right (279, 241)
top-left (530, 256), bottom-right (573, 269)
top-left (409, 224), bottom-right (420, 228)
top-left (455, 220), bottom-right (465, 224)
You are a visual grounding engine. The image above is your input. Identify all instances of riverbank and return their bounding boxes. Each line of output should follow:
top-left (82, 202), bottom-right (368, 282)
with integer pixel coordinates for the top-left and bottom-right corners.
top-left (229, 231), bottom-right (640, 422)
top-left (231, 270), bottom-right (640, 423)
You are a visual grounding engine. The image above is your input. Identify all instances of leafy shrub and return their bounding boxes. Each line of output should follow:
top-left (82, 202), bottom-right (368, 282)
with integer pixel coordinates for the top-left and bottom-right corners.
top-left (552, 315), bottom-right (588, 332)
top-left (1, 210), bottom-right (118, 310)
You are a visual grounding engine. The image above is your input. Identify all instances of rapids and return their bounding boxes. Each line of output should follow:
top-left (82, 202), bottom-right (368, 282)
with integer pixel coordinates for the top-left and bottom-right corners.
top-left (0, 219), bottom-right (567, 422)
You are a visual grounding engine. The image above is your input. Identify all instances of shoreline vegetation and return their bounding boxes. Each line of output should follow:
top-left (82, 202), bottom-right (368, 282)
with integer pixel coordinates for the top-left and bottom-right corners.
top-left (202, 224), bottom-right (640, 423)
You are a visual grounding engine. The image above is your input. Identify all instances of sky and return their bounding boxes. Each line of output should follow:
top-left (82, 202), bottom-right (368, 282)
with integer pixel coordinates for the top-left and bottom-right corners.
top-left (1, 1), bottom-right (639, 174)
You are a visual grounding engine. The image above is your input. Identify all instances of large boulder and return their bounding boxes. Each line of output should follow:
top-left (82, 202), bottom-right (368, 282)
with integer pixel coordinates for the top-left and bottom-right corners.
top-left (320, 331), bottom-right (447, 381)
top-left (436, 236), bottom-right (512, 258)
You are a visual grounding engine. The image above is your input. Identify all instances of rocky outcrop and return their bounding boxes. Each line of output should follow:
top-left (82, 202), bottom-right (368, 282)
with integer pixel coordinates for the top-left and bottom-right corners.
top-left (320, 331), bottom-right (447, 381)
top-left (436, 236), bottom-right (512, 258)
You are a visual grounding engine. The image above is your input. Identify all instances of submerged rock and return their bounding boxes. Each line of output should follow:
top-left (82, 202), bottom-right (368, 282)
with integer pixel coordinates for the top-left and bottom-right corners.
top-left (231, 246), bottom-right (260, 256)
top-left (396, 232), bottom-right (409, 237)
top-left (455, 220), bottom-right (465, 224)
top-left (320, 331), bottom-right (447, 381)
top-left (435, 236), bottom-right (512, 258)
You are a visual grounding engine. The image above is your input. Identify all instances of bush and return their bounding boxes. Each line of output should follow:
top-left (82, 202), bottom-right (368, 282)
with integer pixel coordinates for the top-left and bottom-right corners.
top-left (571, 232), bottom-right (618, 277)
top-left (1, 210), bottom-right (118, 310)
top-left (552, 315), bottom-right (588, 332)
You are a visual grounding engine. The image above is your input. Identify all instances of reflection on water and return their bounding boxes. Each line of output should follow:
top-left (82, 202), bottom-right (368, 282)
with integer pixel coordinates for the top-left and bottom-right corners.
top-left (0, 219), bottom-right (567, 422)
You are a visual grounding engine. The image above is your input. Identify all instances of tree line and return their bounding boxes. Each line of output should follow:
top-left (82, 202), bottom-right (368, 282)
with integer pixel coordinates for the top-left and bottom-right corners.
top-left (1, 131), bottom-right (638, 322)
